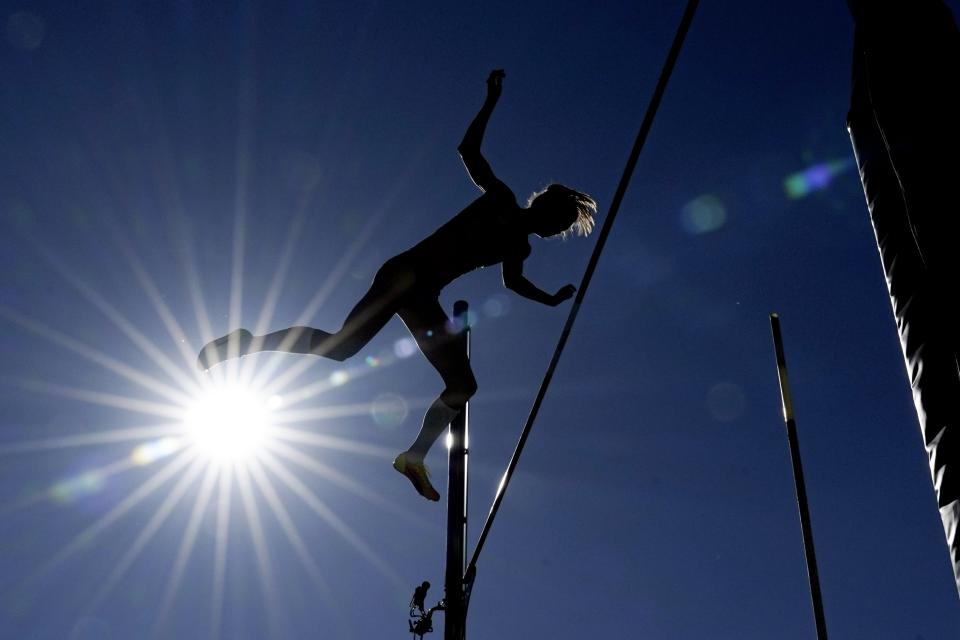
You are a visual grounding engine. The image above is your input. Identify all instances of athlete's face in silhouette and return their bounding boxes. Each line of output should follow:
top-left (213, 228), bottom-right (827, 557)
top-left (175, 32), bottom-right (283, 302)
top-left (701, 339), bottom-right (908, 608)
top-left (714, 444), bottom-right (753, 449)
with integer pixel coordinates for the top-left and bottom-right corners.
top-left (527, 203), bottom-right (577, 238)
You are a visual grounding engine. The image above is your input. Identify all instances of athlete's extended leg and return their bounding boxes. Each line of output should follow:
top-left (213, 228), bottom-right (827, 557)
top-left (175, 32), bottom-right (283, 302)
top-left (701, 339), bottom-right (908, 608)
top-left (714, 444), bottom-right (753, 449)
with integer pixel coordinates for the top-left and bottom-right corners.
top-left (197, 256), bottom-right (414, 370)
top-left (392, 297), bottom-right (477, 501)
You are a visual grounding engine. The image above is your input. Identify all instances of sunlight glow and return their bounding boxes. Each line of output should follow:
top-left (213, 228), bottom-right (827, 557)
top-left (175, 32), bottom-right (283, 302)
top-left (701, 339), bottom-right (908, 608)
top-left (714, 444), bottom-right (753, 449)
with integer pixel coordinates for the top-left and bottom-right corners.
top-left (4, 185), bottom-right (411, 630)
top-left (184, 384), bottom-right (272, 461)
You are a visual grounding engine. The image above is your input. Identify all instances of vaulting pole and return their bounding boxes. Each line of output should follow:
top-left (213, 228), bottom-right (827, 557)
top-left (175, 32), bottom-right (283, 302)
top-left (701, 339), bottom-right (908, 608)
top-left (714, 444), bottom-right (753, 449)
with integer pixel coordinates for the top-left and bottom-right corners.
top-left (769, 313), bottom-right (828, 640)
top-left (466, 0), bottom-right (700, 582)
top-left (445, 300), bottom-right (470, 640)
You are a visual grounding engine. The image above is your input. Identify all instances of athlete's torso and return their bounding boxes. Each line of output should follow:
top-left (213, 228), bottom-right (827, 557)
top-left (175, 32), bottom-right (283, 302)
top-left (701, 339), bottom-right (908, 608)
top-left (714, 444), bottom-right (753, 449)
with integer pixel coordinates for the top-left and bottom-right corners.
top-left (403, 181), bottom-right (531, 290)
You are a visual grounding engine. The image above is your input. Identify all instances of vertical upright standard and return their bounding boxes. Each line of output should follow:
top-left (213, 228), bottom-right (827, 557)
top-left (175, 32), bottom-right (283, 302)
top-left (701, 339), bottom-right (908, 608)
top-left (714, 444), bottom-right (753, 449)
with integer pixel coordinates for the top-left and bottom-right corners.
top-left (445, 300), bottom-right (470, 640)
top-left (769, 313), bottom-right (828, 640)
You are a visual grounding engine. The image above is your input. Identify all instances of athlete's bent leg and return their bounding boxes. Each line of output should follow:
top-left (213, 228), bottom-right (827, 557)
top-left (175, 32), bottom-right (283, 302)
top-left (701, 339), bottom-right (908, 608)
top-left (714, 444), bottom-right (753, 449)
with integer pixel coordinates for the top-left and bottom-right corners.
top-left (401, 299), bottom-right (477, 459)
top-left (197, 257), bottom-right (412, 369)
top-left (392, 298), bottom-right (476, 500)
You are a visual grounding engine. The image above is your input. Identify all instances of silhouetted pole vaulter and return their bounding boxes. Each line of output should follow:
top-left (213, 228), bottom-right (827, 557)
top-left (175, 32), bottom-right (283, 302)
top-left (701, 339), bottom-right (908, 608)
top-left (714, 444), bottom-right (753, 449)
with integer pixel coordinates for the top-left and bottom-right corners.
top-left (466, 0), bottom-right (700, 583)
top-left (769, 314), bottom-right (828, 640)
top-left (196, 70), bottom-right (596, 502)
top-left (846, 0), bottom-right (960, 596)
top-left (445, 300), bottom-right (469, 640)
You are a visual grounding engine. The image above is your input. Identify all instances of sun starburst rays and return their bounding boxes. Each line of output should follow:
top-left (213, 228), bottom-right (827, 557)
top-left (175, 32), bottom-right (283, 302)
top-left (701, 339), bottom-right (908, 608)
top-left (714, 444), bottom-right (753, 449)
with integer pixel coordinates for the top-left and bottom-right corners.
top-left (152, 461), bottom-right (222, 637)
top-left (234, 462), bottom-right (282, 636)
top-left (84, 456), bottom-right (208, 614)
top-left (0, 424), bottom-right (182, 456)
top-left (118, 241), bottom-right (209, 383)
top-left (210, 463), bottom-right (233, 639)
top-left (264, 439), bottom-right (428, 531)
top-left (245, 456), bottom-right (336, 598)
top-left (3, 363), bottom-right (412, 631)
top-left (0, 305), bottom-right (194, 408)
top-left (1, 318), bottom-right (411, 630)
top-left (256, 448), bottom-right (407, 592)
top-left (19, 449), bottom-right (199, 592)
top-left (35, 244), bottom-right (202, 398)
top-left (0, 180), bottom-right (424, 637)
top-left (0, 86), bottom-right (451, 634)
top-left (249, 205), bottom-right (387, 392)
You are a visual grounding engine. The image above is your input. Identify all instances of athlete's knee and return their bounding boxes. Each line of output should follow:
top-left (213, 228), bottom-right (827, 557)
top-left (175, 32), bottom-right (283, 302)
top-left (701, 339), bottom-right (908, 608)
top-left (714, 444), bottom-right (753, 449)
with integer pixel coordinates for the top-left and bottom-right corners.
top-left (465, 375), bottom-right (478, 398)
top-left (312, 333), bottom-right (362, 362)
top-left (441, 374), bottom-right (477, 408)
top-left (375, 255), bottom-right (417, 292)
top-left (329, 340), bottom-right (363, 361)
top-left (326, 346), bottom-right (354, 362)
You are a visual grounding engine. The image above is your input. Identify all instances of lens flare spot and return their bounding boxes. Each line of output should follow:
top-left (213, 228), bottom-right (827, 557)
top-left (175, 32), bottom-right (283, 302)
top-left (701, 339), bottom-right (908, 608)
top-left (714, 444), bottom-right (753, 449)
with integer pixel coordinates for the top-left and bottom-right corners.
top-left (49, 471), bottom-right (104, 504)
top-left (681, 195), bottom-right (727, 235)
top-left (446, 310), bottom-right (477, 334)
top-left (329, 370), bottom-right (350, 386)
top-left (131, 437), bottom-right (181, 466)
top-left (184, 384), bottom-right (271, 461)
top-left (365, 355), bottom-right (382, 368)
top-left (370, 393), bottom-right (408, 428)
top-left (393, 337), bottom-right (418, 359)
top-left (482, 294), bottom-right (511, 318)
top-left (784, 158), bottom-right (854, 199)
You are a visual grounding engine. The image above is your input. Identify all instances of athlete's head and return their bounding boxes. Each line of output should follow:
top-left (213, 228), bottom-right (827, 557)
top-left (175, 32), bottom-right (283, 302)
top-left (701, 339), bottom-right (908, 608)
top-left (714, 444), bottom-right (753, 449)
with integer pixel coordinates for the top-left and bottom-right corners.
top-left (526, 184), bottom-right (597, 238)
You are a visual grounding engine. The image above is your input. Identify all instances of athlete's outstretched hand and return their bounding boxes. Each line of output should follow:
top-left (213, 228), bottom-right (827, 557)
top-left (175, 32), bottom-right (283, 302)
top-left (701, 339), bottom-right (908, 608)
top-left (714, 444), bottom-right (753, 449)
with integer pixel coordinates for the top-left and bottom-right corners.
top-left (551, 284), bottom-right (576, 306)
top-left (486, 69), bottom-right (505, 102)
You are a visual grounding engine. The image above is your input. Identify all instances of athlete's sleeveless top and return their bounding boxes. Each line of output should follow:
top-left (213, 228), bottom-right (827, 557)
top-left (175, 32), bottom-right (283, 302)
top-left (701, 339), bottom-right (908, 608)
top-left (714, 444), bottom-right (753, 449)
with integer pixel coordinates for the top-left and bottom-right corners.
top-left (403, 181), bottom-right (531, 291)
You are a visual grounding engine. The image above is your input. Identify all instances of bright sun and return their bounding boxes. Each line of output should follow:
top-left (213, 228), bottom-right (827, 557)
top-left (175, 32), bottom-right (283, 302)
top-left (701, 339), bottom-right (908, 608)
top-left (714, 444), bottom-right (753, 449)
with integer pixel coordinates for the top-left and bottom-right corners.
top-left (183, 383), bottom-right (274, 461)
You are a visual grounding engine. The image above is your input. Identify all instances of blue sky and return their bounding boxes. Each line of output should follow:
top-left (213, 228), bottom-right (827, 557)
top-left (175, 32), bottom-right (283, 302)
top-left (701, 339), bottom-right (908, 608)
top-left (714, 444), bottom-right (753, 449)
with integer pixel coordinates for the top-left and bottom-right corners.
top-left (2, 1), bottom-right (960, 638)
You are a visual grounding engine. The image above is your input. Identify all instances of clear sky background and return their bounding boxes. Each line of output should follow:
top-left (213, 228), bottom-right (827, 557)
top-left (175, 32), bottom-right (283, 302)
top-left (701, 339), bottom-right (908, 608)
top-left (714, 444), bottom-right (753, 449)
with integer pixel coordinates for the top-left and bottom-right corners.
top-left (3, 1), bottom-right (960, 638)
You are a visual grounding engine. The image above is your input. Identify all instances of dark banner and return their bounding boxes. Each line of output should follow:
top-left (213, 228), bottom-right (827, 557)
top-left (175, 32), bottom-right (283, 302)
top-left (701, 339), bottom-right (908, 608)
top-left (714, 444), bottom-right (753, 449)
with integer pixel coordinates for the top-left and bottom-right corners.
top-left (847, 0), bottom-right (960, 595)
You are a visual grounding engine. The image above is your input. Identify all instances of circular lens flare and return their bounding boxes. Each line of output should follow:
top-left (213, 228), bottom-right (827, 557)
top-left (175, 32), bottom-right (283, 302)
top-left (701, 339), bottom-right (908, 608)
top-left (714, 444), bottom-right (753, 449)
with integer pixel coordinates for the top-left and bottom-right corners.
top-left (184, 384), bottom-right (271, 461)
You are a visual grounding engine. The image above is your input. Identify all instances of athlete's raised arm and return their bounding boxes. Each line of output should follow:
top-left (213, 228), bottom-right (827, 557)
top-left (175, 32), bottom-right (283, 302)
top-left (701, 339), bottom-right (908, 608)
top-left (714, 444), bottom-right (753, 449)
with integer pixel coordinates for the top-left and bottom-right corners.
top-left (458, 69), bottom-right (505, 192)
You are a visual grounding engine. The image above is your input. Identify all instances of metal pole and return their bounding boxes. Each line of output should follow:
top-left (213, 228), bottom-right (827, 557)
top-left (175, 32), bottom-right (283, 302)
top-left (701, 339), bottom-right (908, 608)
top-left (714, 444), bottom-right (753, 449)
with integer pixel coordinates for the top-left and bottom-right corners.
top-left (769, 313), bottom-right (828, 640)
top-left (445, 300), bottom-right (470, 640)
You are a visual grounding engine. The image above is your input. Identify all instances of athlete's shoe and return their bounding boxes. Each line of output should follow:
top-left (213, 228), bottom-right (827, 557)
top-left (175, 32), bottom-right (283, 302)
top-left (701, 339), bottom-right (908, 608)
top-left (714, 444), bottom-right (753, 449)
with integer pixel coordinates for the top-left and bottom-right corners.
top-left (197, 329), bottom-right (253, 371)
top-left (393, 452), bottom-right (440, 502)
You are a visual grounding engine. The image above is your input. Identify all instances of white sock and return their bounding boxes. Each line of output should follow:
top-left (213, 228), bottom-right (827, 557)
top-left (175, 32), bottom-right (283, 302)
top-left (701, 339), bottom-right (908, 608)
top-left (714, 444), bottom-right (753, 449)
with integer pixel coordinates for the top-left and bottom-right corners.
top-left (408, 398), bottom-right (460, 459)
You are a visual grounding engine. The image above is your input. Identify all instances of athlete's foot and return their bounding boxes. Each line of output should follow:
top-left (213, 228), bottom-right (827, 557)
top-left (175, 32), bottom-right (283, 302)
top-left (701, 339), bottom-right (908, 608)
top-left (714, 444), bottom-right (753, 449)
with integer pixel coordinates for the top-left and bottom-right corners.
top-left (393, 451), bottom-right (440, 502)
top-left (197, 329), bottom-right (253, 371)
